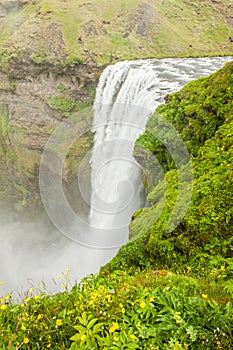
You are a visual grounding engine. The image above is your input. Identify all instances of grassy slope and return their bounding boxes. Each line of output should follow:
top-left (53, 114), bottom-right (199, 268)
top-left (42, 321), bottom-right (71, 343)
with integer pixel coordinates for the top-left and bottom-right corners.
top-left (0, 0), bottom-right (233, 65)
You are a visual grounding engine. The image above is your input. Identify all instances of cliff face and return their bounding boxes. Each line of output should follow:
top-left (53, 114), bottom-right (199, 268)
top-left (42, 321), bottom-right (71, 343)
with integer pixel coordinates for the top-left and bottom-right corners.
top-left (0, 59), bottom-right (100, 209)
top-left (1, 59), bottom-right (99, 148)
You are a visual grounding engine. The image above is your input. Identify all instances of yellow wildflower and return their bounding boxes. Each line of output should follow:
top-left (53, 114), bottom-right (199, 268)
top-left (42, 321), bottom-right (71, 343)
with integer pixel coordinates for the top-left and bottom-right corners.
top-left (220, 266), bottom-right (225, 271)
top-left (105, 294), bottom-right (111, 301)
top-left (202, 294), bottom-right (208, 299)
top-left (109, 322), bottom-right (119, 333)
top-left (91, 292), bottom-right (98, 299)
top-left (20, 303), bottom-right (25, 308)
top-left (129, 334), bottom-right (137, 340)
top-left (173, 312), bottom-right (182, 324)
top-left (0, 298), bottom-right (4, 303)
top-left (56, 319), bottom-right (62, 327)
top-left (5, 295), bottom-right (10, 300)
top-left (0, 282), bottom-right (3, 285)
top-left (140, 301), bottom-right (146, 309)
top-left (80, 334), bottom-right (86, 341)
top-left (21, 325), bottom-right (26, 331)
top-left (29, 288), bottom-right (34, 294)
top-left (38, 314), bottom-right (43, 320)
top-left (23, 337), bottom-right (29, 344)
top-left (113, 336), bottom-right (119, 341)
top-left (0, 305), bottom-right (7, 310)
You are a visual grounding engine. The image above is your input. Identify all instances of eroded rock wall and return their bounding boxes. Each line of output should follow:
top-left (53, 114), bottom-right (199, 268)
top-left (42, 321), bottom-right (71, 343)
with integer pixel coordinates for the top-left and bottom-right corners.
top-left (0, 60), bottom-right (101, 210)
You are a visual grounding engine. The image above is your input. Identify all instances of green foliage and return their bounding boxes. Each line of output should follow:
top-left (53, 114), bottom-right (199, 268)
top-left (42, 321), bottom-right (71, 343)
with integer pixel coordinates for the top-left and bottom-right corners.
top-left (47, 95), bottom-right (92, 115)
top-left (30, 52), bottom-right (51, 65)
top-left (0, 103), bottom-right (9, 136)
top-left (47, 95), bottom-right (78, 112)
top-left (136, 62), bottom-right (233, 161)
top-left (113, 61), bottom-right (233, 274)
top-left (66, 55), bottom-right (85, 66)
top-left (0, 269), bottom-right (232, 349)
top-left (70, 312), bottom-right (104, 349)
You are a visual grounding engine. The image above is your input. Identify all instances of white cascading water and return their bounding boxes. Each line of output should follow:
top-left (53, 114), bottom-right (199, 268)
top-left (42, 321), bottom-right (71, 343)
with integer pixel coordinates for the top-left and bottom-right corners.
top-left (89, 56), bottom-right (232, 250)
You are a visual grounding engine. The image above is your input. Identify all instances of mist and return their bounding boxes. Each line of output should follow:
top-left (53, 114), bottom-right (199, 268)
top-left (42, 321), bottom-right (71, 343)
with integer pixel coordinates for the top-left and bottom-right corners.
top-left (0, 211), bottom-right (116, 296)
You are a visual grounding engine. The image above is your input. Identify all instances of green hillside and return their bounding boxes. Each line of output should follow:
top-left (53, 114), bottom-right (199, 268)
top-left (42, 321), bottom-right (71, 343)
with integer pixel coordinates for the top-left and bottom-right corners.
top-left (108, 61), bottom-right (233, 273)
top-left (0, 0), bottom-right (233, 66)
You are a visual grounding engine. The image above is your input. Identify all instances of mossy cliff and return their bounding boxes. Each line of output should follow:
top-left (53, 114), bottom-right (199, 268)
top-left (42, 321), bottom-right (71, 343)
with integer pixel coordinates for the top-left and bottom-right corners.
top-left (106, 61), bottom-right (233, 272)
top-left (0, 61), bottom-right (99, 210)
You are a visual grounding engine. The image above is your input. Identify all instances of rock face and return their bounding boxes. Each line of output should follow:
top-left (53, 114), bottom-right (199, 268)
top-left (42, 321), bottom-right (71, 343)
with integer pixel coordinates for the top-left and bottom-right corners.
top-left (0, 60), bottom-right (101, 210)
top-left (1, 60), bottom-right (99, 147)
top-left (0, 0), bottom-right (28, 18)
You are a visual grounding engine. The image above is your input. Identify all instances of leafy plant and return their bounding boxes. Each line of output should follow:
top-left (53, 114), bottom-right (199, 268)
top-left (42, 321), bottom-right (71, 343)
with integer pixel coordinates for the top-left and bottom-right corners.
top-left (69, 312), bottom-right (104, 349)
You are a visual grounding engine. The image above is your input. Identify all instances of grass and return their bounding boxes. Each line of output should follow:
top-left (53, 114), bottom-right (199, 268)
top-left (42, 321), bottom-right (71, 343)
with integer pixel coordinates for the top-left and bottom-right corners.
top-left (0, 104), bottom-right (9, 136)
top-left (0, 0), bottom-right (233, 66)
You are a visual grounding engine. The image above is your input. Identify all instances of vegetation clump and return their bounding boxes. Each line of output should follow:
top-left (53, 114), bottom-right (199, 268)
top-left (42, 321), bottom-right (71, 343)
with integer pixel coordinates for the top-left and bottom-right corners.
top-left (0, 268), bottom-right (232, 349)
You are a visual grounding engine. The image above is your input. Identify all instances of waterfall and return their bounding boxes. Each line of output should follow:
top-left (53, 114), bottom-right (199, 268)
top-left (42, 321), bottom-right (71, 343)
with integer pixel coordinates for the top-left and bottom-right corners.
top-left (88, 56), bottom-right (232, 250)
top-left (89, 61), bottom-right (159, 248)
top-left (3, 56), bottom-right (231, 293)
